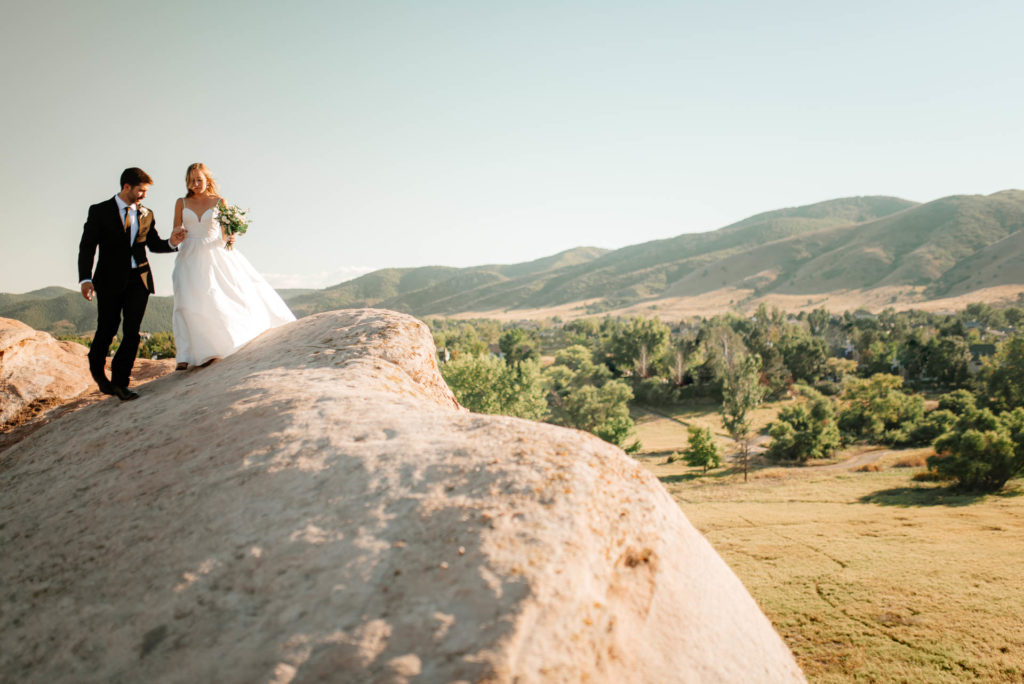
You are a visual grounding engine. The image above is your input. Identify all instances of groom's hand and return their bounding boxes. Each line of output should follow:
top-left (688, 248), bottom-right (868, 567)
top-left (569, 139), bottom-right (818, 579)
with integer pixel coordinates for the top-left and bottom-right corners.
top-left (81, 282), bottom-right (94, 301)
top-left (170, 227), bottom-right (188, 247)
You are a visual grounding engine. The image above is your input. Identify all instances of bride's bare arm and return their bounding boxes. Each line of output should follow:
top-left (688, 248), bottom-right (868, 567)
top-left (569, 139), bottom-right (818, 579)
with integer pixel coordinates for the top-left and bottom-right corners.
top-left (170, 198), bottom-right (188, 246)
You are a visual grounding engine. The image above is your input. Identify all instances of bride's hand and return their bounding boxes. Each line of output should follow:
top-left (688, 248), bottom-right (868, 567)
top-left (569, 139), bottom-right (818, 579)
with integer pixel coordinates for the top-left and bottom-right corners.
top-left (171, 227), bottom-right (188, 246)
top-left (226, 234), bottom-right (237, 247)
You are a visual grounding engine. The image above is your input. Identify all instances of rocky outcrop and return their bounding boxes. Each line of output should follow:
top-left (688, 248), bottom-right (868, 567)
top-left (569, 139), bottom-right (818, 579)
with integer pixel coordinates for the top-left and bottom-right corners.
top-left (0, 317), bottom-right (93, 427)
top-left (0, 309), bottom-right (804, 683)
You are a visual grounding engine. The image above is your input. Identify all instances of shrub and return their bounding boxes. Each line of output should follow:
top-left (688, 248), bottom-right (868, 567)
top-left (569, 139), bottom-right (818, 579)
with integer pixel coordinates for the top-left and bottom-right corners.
top-left (838, 374), bottom-right (925, 444)
top-left (900, 409), bottom-right (957, 447)
top-left (767, 389), bottom-right (841, 463)
top-left (928, 407), bottom-right (1024, 492)
top-left (937, 389), bottom-right (977, 416)
top-left (813, 379), bottom-right (842, 396)
top-left (683, 426), bottom-right (720, 472)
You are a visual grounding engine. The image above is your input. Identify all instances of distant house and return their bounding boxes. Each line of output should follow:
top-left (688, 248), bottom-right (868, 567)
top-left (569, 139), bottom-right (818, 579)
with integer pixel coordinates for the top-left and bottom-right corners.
top-left (488, 343), bottom-right (505, 359)
top-left (968, 344), bottom-right (997, 374)
top-left (437, 348), bottom-right (451, 364)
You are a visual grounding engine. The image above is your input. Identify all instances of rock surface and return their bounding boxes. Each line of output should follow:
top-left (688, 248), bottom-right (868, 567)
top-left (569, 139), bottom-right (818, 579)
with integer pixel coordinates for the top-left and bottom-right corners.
top-left (0, 309), bottom-right (804, 683)
top-left (0, 317), bottom-right (93, 427)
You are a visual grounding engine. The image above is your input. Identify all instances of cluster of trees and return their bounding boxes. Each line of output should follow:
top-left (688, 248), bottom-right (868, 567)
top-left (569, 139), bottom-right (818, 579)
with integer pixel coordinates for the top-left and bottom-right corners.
top-left (58, 331), bottom-right (177, 359)
top-left (439, 343), bottom-right (640, 452)
top-left (429, 301), bottom-right (1024, 492)
top-left (766, 376), bottom-right (1024, 491)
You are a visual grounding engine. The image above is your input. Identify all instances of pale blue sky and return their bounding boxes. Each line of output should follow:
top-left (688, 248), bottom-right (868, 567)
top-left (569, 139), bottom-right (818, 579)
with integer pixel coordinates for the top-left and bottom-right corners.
top-left (1, 1), bottom-right (1021, 294)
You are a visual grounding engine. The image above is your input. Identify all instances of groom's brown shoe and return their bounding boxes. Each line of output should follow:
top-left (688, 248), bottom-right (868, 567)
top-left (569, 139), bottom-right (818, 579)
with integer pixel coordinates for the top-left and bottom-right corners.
top-left (110, 385), bottom-right (140, 401)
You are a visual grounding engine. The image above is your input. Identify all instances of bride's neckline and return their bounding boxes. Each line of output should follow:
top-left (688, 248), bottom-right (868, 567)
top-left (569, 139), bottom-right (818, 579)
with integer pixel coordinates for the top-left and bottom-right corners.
top-left (183, 196), bottom-right (217, 220)
top-left (183, 203), bottom-right (216, 220)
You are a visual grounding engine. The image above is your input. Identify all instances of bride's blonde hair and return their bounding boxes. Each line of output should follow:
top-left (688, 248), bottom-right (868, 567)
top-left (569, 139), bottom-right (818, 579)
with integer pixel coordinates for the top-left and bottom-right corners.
top-left (185, 162), bottom-right (220, 197)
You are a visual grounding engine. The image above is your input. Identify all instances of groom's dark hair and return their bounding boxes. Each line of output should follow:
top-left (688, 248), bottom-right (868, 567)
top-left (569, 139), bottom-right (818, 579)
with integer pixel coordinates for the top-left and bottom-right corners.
top-left (120, 167), bottom-right (154, 188)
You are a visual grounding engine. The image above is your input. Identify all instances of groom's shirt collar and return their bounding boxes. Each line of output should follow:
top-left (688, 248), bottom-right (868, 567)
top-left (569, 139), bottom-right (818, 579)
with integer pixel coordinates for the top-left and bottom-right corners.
top-left (114, 194), bottom-right (137, 213)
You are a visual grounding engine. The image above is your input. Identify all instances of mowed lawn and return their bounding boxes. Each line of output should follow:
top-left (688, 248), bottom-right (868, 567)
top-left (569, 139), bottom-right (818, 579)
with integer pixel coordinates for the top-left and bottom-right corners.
top-left (633, 414), bottom-right (1024, 683)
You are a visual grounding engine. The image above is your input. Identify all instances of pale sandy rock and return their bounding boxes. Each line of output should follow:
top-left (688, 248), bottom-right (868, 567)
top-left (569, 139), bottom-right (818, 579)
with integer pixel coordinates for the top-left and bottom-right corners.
top-left (0, 317), bottom-right (92, 427)
top-left (0, 309), bottom-right (804, 683)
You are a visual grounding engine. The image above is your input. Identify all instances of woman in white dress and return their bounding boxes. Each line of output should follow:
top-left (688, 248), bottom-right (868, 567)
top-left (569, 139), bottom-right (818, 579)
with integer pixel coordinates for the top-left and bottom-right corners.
top-left (171, 163), bottom-right (295, 370)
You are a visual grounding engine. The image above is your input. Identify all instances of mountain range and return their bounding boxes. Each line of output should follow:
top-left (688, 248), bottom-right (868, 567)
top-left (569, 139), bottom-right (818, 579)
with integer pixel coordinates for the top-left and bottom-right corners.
top-left (5, 190), bottom-right (1024, 334)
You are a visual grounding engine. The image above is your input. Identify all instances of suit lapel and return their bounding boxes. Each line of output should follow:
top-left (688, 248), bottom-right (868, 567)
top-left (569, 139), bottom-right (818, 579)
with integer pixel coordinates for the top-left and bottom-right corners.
top-left (109, 198), bottom-right (123, 233)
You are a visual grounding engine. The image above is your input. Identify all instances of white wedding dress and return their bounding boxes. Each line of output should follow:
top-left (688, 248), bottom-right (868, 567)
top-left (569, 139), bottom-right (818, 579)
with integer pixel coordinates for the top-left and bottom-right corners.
top-left (172, 203), bottom-right (295, 366)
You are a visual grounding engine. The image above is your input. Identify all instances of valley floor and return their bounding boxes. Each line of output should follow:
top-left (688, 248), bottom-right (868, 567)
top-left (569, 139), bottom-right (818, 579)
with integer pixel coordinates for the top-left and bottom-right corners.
top-left (633, 430), bottom-right (1024, 682)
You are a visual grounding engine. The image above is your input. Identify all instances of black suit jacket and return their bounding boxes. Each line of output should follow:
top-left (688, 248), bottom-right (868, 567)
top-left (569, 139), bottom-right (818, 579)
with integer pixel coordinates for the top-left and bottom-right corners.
top-left (77, 197), bottom-right (176, 294)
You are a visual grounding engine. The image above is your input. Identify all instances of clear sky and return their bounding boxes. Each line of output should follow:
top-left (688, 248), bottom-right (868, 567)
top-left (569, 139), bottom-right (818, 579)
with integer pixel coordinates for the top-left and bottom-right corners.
top-left (1, 0), bottom-right (1021, 295)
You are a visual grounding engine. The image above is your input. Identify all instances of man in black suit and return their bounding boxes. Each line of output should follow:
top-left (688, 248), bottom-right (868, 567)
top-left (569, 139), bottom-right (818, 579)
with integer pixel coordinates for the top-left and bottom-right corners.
top-left (78, 168), bottom-right (186, 400)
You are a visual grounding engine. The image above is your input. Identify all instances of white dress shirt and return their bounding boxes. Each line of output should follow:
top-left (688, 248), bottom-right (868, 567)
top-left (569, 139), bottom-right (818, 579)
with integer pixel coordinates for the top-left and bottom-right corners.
top-left (80, 195), bottom-right (138, 285)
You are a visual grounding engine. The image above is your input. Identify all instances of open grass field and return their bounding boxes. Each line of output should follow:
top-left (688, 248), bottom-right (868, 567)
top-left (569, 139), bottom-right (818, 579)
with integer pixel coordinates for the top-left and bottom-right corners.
top-left (632, 432), bottom-right (1024, 682)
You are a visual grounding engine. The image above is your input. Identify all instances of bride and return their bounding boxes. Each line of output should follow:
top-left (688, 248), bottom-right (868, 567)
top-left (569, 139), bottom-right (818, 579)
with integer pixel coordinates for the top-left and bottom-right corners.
top-left (171, 162), bottom-right (295, 370)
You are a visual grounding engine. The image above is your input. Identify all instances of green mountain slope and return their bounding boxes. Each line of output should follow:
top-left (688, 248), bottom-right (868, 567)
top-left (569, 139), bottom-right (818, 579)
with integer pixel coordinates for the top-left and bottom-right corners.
top-left (0, 289), bottom-right (311, 336)
top-left (7, 192), bottom-right (1024, 329)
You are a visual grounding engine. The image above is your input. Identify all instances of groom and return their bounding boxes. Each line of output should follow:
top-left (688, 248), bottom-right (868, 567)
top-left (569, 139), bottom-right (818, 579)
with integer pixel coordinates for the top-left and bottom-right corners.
top-left (77, 168), bottom-right (186, 401)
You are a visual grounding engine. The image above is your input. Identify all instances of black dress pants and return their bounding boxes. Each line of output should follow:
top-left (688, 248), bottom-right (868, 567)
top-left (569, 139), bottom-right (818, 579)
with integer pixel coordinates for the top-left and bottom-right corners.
top-left (88, 273), bottom-right (149, 388)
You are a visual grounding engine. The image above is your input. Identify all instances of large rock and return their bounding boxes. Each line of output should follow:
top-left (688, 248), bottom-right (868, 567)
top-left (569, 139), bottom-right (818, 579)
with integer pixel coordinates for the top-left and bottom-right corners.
top-left (0, 317), bottom-right (92, 427)
top-left (0, 309), bottom-right (804, 683)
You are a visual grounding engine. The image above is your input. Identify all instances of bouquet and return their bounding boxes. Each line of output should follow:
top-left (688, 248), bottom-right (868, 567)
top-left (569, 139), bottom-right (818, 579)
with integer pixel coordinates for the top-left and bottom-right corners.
top-left (216, 200), bottom-right (250, 250)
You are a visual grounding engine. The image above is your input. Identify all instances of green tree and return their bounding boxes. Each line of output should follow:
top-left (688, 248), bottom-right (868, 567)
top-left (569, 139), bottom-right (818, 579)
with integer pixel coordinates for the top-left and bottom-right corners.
top-left (607, 317), bottom-right (671, 379)
top-left (139, 331), bottom-right (176, 359)
top-left (781, 333), bottom-right (827, 384)
top-left (559, 382), bottom-right (640, 452)
top-left (937, 389), bottom-right (977, 416)
top-left (929, 407), bottom-right (1024, 492)
top-left (544, 346), bottom-right (640, 452)
top-left (711, 328), bottom-right (766, 482)
top-left (767, 389), bottom-right (841, 463)
top-left (437, 323), bottom-right (489, 358)
top-left (807, 307), bottom-right (830, 337)
top-left (683, 425), bottom-right (720, 472)
top-left (924, 336), bottom-right (972, 387)
top-left (441, 354), bottom-right (547, 420)
top-left (981, 335), bottom-right (1024, 412)
top-left (838, 374), bottom-right (925, 444)
top-left (498, 327), bottom-right (538, 366)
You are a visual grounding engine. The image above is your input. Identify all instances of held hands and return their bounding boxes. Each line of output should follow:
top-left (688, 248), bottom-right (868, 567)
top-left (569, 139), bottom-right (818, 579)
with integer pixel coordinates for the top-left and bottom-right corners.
top-left (170, 227), bottom-right (188, 247)
top-left (81, 282), bottom-right (95, 301)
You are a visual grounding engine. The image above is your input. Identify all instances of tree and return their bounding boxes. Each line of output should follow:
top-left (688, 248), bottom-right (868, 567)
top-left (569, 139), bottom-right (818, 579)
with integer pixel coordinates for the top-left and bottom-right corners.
top-left (711, 328), bottom-right (766, 482)
top-left (498, 327), bottom-right (538, 366)
top-left (924, 336), bottom-right (972, 387)
top-left (139, 331), bottom-right (176, 359)
top-left (544, 346), bottom-right (640, 452)
top-left (929, 407), bottom-right (1024, 492)
top-left (440, 354), bottom-right (547, 420)
top-left (767, 389), bottom-right (841, 463)
top-left (981, 335), bottom-right (1024, 412)
top-left (807, 307), bottom-right (830, 337)
top-left (780, 333), bottom-right (828, 384)
top-left (559, 382), bottom-right (640, 452)
top-left (838, 374), bottom-right (925, 444)
top-left (937, 389), bottom-right (977, 416)
top-left (437, 323), bottom-right (488, 358)
top-left (606, 317), bottom-right (671, 379)
top-left (683, 425), bottom-right (720, 472)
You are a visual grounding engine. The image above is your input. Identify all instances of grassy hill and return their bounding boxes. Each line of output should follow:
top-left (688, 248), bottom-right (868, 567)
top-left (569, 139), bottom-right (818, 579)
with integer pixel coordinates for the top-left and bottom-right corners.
top-left (7, 191), bottom-right (1024, 331)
